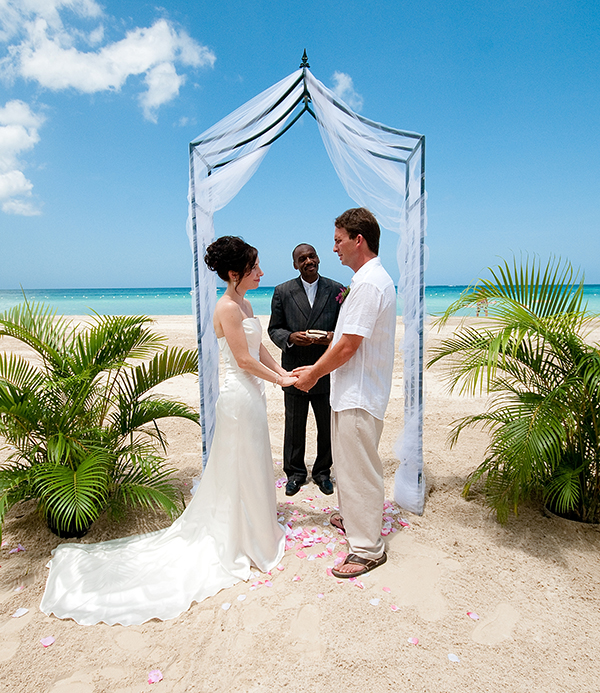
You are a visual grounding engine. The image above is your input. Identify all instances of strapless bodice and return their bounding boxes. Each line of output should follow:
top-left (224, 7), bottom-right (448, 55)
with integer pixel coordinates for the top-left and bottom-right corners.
top-left (218, 316), bottom-right (262, 374)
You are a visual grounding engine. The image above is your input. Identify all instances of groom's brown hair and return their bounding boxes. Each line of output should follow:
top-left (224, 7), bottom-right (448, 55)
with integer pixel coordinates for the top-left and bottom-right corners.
top-left (334, 207), bottom-right (380, 255)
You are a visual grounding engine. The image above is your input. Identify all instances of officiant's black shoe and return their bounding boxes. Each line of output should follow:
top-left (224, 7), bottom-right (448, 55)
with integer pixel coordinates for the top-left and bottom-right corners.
top-left (285, 477), bottom-right (305, 496)
top-left (314, 477), bottom-right (334, 495)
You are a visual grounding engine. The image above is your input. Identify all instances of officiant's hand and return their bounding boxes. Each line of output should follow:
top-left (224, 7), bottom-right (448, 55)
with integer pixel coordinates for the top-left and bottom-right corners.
top-left (312, 331), bottom-right (333, 346)
top-left (289, 331), bottom-right (314, 346)
top-left (292, 365), bottom-right (319, 392)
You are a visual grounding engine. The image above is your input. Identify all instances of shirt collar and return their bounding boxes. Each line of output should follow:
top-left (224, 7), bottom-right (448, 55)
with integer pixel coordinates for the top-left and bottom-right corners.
top-left (351, 256), bottom-right (381, 285)
top-left (301, 276), bottom-right (319, 291)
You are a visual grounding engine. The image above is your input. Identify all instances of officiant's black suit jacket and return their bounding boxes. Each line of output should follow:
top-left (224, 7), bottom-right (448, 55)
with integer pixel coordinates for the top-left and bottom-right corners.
top-left (268, 276), bottom-right (344, 396)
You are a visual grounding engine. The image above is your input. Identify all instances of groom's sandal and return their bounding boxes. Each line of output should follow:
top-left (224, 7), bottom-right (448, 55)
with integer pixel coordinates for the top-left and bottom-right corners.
top-left (331, 552), bottom-right (387, 579)
top-left (330, 512), bottom-right (345, 533)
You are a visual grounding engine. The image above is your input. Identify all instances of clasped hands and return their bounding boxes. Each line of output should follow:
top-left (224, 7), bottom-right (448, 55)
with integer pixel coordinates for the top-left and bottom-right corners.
top-left (292, 365), bottom-right (318, 393)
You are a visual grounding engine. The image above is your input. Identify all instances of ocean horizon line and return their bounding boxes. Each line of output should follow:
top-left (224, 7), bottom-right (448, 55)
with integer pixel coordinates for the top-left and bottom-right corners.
top-left (2, 285), bottom-right (600, 317)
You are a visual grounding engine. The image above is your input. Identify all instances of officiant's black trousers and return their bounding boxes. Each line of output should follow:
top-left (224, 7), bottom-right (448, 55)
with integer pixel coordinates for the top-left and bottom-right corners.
top-left (283, 391), bottom-right (333, 482)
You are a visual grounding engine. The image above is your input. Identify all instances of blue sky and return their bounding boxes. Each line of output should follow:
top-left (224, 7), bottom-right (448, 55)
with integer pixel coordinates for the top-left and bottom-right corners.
top-left (1, 0), bottom-right (599, 289)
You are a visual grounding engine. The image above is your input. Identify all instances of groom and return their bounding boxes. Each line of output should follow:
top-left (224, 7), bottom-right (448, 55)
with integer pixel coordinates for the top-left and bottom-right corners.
top-left (268, 243), bottom-right (343, 497)
top-left (293, 208), bottom-right (396, 578)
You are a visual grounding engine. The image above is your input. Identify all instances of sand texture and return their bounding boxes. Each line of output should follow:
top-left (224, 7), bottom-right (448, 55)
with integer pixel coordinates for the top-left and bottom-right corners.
top-left (1, 316), bottom-right (599, 692)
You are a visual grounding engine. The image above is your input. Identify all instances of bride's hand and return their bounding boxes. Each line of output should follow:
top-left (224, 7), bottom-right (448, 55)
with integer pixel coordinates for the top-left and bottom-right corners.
top-left (279, 375), bottom-right (298, 388)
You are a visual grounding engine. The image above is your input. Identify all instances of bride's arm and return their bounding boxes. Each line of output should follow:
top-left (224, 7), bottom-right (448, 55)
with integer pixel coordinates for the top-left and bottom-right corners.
top-left (217, 301), bottom-right (295, 386)
top-left (258, 343), bottom-right (287, 377)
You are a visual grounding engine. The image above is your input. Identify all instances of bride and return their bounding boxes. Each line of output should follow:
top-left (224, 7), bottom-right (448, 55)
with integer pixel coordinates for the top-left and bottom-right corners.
top-left (40, 236), bottom-right (296, 626)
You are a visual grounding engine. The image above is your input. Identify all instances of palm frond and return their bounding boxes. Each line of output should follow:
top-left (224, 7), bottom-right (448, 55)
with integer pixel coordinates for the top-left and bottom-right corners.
top-left (33, 452), bottom-right (110, 532)
top-left (111, 397), bottom-right (199, 438)
top-left (544, 463), bottom-right (584, 517)
top-left (107, 453), bottom-right (183, 520)
top-left (431, 255), bottom-right (600, 522)
top-left (117, 347), bottom-right (198, 402)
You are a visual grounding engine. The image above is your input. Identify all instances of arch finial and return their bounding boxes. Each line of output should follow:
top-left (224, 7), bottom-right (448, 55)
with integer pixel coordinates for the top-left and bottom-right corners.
top-left (299, 49), bottom-right (310, 69)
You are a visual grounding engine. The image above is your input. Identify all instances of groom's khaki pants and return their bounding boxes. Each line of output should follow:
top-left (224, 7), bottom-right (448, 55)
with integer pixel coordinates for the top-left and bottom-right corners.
top-left (331, 408), bottom-right (385, 561)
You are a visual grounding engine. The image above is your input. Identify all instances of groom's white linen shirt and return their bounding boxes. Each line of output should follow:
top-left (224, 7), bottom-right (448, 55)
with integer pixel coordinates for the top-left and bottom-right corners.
top-left (330, 257), bottom-right (396, 420)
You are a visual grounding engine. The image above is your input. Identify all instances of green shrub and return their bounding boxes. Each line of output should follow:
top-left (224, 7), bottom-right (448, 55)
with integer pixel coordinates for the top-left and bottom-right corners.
top-left (428, 256), bottom-right (600, 523)
top-left (0, 302), bottom-right (200, 539)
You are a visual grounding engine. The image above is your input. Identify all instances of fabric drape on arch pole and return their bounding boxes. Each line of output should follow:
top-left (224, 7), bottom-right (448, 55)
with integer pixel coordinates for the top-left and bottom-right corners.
top-left (187, 62), bottom-right (427, 514)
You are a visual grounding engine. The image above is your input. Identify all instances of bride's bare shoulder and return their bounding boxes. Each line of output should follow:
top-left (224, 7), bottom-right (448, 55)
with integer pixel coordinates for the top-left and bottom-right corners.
top-left (213, 296), bottom-right (244, 337)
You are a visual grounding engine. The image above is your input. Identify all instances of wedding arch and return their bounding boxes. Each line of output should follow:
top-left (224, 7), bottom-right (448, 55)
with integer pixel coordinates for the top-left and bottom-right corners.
top-left (187, 52), bottom-right (427, 514)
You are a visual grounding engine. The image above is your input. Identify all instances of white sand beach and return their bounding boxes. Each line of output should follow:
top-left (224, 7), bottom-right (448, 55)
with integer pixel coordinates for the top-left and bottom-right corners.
top-left (1, 316), bottom-right (599, 692)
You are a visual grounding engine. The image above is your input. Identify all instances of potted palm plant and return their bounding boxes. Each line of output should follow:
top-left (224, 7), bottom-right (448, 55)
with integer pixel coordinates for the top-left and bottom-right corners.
top-left (428, 256), bottom-right (600, 523)
top-left (0, 301), bottom-right (200, 540)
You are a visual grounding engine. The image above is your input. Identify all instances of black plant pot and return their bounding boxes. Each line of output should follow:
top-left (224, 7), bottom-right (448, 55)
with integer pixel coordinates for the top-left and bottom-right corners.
top-left (46, 514), bottom-right (91, 539)
top-left (543, 505), bottom-right (600, 526)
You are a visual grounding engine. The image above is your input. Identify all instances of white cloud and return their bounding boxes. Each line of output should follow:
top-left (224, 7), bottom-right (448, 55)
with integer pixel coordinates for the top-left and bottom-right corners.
top-left (0, 0), bottom-right (102, 42)
top-left (331, 71), bottom-right (364, 112)
top-left (0, 169), bottom-right (33, 198)
top-left (2, 197), bottom-right (41, 215)
top-left (0, 3), bottom-right (216, 119)
top-left (140, 62), bottom-right (185, 122)
top-left (0, 1), bottom-right (216, 214)
top-left (0, 99), bottom-right (44, 215)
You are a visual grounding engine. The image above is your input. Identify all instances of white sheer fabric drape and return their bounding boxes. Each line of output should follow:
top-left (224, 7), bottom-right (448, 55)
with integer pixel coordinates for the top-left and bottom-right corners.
top-left (188, 71), bottom-right (305, 461)
top-left (187, 68), bottom-right (427, 513)
top-left (306, 72), bottom-right (427, 514)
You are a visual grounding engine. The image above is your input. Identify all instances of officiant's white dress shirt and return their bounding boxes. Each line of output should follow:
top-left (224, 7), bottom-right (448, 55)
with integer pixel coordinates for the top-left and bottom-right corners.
top-left (301, 276), bottom-right (319, 308)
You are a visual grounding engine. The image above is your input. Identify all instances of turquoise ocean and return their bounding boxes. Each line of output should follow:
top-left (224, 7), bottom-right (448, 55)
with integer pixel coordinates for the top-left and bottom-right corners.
top-left (2, 286), bottom-right (600, 317)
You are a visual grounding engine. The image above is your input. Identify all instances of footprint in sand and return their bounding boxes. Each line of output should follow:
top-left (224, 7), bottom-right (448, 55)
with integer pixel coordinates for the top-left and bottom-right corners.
top-left (114, 629), bottom-right (147, 652)
top-left (48, 672), bottom-right (94, 693)
top-left (290, 604), bottom-right (322, 655)
top-left (241, 600), bottom-right (272, 632)
top-left (0, 639), bottom-right (19, 662)
top-left (0, 608), bottom-right (34, 634)
top-left (471, 602), bottom-right (520, 645)
top-left (370, 537), bottom-right (459, 622)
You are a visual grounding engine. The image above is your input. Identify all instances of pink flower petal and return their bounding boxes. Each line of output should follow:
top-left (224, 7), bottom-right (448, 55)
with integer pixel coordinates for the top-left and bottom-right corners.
top-left (317, 593), bottom-right (324, 599)
top-left (390, 604), bottom-right (399, 612)
top-left (276, 564), bottom-right (285, 571)
top-left (326, 568), bottom-right (334, 577)
top-left (148, 669), bottom-right (163, 684)
top-left (295, 550), bottom-right (307, 559)
top-left (382, 586), bottom-right (391, 593)
top-left (292, 575), bottom-right (301, 582)
top-left (40, 636), bottom-right (55, 648)
top-left (407, 637), bottom-right (419, 645)
top-left (467, 611), bottom-right (480, 620)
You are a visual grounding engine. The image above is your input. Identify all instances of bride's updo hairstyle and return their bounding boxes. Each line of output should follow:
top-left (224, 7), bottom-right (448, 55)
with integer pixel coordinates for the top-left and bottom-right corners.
top-left (204, 236), bottom-right (258, 283)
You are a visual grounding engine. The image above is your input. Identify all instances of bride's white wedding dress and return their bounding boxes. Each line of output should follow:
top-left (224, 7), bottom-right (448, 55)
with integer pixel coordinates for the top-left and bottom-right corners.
top-left (40, 317), bottom-right (285, 626)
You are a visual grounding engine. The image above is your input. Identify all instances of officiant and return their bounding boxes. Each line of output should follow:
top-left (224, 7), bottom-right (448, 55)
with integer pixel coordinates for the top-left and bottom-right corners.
top-left (268, 244), bottom-right (343, 497)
